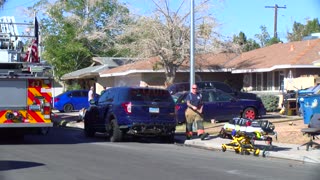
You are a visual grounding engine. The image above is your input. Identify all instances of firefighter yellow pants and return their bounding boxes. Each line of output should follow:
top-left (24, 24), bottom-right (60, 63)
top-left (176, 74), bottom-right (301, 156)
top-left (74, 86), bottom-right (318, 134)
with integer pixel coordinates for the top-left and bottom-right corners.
top-left (185, 108), bottom-right (205, 136)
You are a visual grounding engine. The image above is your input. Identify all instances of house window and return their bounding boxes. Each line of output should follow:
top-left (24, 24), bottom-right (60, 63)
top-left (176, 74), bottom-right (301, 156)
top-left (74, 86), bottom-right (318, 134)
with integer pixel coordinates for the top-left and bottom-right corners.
top-left (252, 71), bottom-right (282, 91)
top-left (252, 73), bottom-right (257, 90)
top-left (274, 71), bottom-right (285, 91)
top-left (274, 71), bottom-right (279, 90)
top-left (263, 72), bottom-right (268, 90)
top-left (280, 72), bottom-right (285, 91)
top-left (267, 72), bottom-right (273, 90)
top-left (256, 73), bottom-right (262, 91)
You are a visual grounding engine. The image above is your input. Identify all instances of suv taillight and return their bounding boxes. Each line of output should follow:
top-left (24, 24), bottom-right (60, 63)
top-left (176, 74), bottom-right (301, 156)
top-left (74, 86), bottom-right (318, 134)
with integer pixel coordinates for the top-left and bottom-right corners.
top-left (121, 102), bottom-right (132, 114)
top-left (54, 98), bottom-right (59, 103)
top-left (175, 105), bottom-right (180, 111)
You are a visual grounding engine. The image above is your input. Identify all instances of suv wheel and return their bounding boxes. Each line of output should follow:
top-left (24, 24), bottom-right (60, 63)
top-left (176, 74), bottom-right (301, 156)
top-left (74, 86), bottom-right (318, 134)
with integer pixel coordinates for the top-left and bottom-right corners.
top-left (161, 134), bottom-right (175, 143)
top-left (109, 119), bottom-right (123, 142)
top-left (84, 121), bottom-right (95, 137)
top-left (83, 108), bottom-right (96, 137)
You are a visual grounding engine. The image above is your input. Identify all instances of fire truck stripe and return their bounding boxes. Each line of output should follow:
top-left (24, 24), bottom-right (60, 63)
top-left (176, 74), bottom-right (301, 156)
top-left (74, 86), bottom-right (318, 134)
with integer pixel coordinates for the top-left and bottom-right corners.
top-left (28, 110), bottom-right (44, 123)
top-left (28, 87), bottom-right (52, 103)
top-left (28, 80), bottom-right (52, 103)
top-left (0, 110), bottom-right (7, 123)
top-left (0, 110), bottom-right (6, 117)
top-left (28, 89), bottom-right (39, 104)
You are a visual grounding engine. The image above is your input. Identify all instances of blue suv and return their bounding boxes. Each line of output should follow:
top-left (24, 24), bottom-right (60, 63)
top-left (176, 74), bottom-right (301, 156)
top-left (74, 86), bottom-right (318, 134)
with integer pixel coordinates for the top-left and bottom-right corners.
top-left (83, 87), bottom-right (176, 142)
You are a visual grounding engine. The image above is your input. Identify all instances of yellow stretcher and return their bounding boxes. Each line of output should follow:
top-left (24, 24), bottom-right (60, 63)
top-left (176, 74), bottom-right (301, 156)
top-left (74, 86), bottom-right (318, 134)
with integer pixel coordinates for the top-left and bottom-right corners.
top-left (221, 131), bottom-right (260, 156)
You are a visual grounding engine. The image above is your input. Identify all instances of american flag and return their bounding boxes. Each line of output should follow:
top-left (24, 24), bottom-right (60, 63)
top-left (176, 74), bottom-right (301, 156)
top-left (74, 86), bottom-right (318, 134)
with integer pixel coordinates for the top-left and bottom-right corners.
top-left (24, 16), bottom-right (39, 63)
top-left (24, 39), bottom-right (39, 63)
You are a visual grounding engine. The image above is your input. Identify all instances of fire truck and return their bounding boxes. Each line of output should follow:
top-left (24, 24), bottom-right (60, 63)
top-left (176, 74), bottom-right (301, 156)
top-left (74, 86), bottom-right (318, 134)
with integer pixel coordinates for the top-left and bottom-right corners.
top-left (0, 16), bottom-right (53, 138)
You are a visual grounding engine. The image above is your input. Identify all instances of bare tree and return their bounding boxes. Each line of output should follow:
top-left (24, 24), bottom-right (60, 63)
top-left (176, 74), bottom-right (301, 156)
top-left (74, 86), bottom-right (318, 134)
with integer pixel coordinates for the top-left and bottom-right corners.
top-left (117, 0), bottom-right (220, 85)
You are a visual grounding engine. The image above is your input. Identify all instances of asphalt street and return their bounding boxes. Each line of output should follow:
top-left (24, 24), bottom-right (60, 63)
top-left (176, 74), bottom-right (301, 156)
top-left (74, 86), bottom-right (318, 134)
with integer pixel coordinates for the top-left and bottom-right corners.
top-left (0, 127), bottom-right (319, 180)
top-left (52, 111), bottom-right (320, 164)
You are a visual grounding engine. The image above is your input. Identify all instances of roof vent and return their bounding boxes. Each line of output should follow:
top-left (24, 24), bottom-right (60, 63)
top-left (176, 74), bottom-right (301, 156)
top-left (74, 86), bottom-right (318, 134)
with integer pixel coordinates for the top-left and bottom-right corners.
top-left (290, 45), bottom-right (295, 51)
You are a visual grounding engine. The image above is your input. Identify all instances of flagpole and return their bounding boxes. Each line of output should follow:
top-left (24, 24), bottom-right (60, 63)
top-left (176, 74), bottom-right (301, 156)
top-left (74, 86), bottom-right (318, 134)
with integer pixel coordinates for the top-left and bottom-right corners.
top-left (27, 45), bottom-right (31, 62)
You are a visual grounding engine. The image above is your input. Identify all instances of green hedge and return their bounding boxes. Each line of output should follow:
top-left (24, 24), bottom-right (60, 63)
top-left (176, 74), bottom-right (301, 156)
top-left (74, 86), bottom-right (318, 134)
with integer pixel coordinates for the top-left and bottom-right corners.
top-left (260, 94), bottom-right (279, 112)
top-left (66, 83), bottom-right (81, 91)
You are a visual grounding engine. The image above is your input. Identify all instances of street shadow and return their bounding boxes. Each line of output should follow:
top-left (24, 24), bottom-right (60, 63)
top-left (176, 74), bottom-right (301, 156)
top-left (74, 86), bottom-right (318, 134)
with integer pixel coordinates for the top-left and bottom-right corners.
top-left (173, 132), bottom-right (220, 144)
top-left (0, 127), bottom-right (183, 145)
top-left (254, 144), bottom-right (292, 152)
top-left (0, 160), bottom-right (44, 171)
top-left (0, 127), bottom-right (106, 145)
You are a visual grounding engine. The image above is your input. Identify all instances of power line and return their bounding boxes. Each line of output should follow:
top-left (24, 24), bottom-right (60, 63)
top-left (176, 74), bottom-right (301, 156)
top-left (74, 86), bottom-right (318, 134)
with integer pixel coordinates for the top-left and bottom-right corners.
top-left (265, 4), bottom-right (286, 39)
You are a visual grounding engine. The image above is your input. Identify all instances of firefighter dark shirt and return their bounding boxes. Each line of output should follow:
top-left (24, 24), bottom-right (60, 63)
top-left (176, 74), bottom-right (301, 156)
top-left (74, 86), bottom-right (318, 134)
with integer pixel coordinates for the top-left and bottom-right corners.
top-left (186, 92), bottom-right (202, 109)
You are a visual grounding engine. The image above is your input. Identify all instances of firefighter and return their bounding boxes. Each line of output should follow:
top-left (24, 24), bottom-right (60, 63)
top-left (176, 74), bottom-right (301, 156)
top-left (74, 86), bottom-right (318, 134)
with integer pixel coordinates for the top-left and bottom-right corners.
top-left (88, 86), bottom-right (95, 105)
top-left (185, 84), bottom-right (209, 140)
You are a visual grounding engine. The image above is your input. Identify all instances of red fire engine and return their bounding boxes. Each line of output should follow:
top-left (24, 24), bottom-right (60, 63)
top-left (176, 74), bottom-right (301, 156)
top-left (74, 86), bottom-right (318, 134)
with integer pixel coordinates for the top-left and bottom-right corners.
top-left (0, 16), bottom-right (53, 138)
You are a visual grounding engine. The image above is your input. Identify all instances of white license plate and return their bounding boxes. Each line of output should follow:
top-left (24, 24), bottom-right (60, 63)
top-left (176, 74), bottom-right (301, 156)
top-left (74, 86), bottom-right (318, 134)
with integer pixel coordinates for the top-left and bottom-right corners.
top-left (29, 105), bottom-right (40, 110)
top-left (149, 107), bottom-right (159, 113)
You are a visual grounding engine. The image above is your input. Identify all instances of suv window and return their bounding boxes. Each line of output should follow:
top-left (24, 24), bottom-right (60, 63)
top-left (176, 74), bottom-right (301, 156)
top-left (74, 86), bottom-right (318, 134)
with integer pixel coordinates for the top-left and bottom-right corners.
top-left (70, 91), bottom-right (82, 97)
top-left (80, 91), bottom-right (88, 97)
top-left (168, 81), bottom-right (234, 95)
top-left (213, 83), bottom-right (233, 93)
top-left (98, 89), bottom-right (110, 103)
top-left (129, 89), bottom-right (172, 102)
top-left (214, 90), bottom-right (233, 101)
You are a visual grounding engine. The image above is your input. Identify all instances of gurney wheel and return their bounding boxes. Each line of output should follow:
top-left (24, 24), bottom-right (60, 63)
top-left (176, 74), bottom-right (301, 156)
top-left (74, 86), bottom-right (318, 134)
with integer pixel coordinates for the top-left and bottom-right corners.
top-left (240, 148), bottom-right (245, 155)
top-left (235, 149), bottom-right (240, 154)
top-left (222, 144), bottom-right (226, 152)
top-left (254, 149), bottom-right (260, 156)
top-left (219, 128), bottom-right (227, 139)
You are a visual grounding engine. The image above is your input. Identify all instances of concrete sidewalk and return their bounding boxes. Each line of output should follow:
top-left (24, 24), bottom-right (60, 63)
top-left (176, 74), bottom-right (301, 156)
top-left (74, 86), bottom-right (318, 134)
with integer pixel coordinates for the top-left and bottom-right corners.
top-left (184, 136), bottom-right (320, 164)
top-left (52, 111), bottom-right (320, 164)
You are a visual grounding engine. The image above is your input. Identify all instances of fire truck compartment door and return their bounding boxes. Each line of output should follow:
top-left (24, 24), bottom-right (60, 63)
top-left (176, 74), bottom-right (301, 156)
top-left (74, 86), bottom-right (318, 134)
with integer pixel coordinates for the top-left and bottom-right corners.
top-left (0, 79), bottom-right (27, 109)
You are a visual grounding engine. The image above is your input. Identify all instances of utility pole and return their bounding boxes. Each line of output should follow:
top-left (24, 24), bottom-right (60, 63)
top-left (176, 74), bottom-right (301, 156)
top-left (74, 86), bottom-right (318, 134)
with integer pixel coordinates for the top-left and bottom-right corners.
top-left (265, 4), bottom-right (286, 39)
top-left (190, 0), bottom-right (195, 90)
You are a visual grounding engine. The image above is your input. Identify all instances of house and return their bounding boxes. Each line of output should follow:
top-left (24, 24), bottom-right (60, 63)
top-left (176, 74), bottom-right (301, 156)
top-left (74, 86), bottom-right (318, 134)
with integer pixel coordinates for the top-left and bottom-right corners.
top-left (224, 39), bottom-right (320, 93)
top-left (99, 53), bottom-right (244, 90)
top-left (99, 39), bottom-right (320, 95)
top-left (60, 39), bottom-right (320, 100)
top-left (60, 57), bottom-right (134, 94)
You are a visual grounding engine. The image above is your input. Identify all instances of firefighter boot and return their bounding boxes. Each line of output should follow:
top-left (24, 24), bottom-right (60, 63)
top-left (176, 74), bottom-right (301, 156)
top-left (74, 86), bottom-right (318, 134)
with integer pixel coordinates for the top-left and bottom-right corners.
top-left (196, 121), bottom-right (209, 140)
top-left (186, 123), bottom-right (193, 140)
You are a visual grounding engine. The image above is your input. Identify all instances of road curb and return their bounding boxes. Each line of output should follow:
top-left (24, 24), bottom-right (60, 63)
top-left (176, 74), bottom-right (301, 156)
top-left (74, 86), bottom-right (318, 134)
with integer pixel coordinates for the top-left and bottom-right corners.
top-left (184, 138), bottom-right (320, 164)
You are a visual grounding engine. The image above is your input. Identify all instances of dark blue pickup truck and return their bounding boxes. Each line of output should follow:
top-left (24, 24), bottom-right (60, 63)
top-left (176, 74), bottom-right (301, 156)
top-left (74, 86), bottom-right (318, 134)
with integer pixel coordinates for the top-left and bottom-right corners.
top-left (83, 86), bottom-right (176, 142)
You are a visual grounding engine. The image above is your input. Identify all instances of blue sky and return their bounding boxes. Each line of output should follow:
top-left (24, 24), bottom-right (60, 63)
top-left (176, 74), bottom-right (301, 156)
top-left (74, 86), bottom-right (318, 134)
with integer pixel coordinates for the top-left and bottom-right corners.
top-left (1, 0), bottom-right (319, 42)
top-left (121, 0), bottom-right (320, 42)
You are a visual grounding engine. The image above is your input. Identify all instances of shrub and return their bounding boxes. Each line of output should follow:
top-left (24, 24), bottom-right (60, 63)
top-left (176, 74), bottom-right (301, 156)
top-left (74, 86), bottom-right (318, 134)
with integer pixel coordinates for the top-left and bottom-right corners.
top-left (260, 94), bottom-right (279, 112)
top-left (67, 83), bottom-right (81, 91)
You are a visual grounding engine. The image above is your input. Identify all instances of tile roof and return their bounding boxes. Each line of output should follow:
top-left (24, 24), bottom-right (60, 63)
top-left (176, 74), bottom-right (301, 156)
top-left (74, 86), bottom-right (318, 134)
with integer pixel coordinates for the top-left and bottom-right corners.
top-left (61, 64), bottom-right (109, 80)
top-left (225, 39), bottom-right (320, 72)
top-left (68, 39), bottom-right (320, 79)
top-left (61, 57), bottom-right (137, 80)
top-left (100, 53), bottom-right (237, 77)
top-left (92, 57), bottom-right (136, 67)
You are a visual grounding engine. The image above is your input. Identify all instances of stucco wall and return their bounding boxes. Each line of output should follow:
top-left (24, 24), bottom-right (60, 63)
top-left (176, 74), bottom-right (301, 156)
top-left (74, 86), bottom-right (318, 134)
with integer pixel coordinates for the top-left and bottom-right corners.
top-left (284, 76), bottom-right (315, 91)
top-left (114, 74), bottom-right (142, 87)
top-left (96, 72), bottom-right (237, 90)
